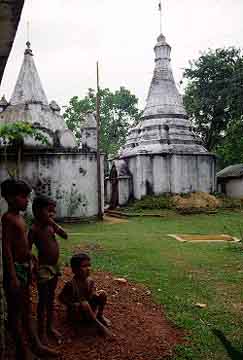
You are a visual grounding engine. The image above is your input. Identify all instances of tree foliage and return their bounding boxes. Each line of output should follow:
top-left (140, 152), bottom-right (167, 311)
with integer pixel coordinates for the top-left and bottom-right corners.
top-left (64, 87), bottom-right (141, 156)
top-left (215, 119), bottom-right (243, 167)
top-left (183, 48), bottom-right (243, 158)
top-left (0, 121), bottom-right (49, 178)
top-left (0, 121), bottom-right (49, 145)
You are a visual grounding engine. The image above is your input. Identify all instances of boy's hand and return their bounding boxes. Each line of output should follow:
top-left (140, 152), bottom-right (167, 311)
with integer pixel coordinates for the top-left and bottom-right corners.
top-left (47, 217), bottom-right (55, 226)
top-left (30, 255), bottom-right (39, 284)
top-left (71, 302), bottom-right (81, 314)
top-left (72, 302), bottom-right (81, 309)
top-left (10, 278), bottom-right (21, 294)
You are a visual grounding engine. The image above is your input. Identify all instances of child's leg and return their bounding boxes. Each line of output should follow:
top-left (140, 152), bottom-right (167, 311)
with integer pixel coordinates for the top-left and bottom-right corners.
top-left (37, 282), bottom-right (49, 343)
top-left (46, 276), bottom-right (61, 339)
top-left (95, 290), bottom-right (107, 317)
top-left (22, 285), bottom-right (59, 357)
top-left (5, 287), bottom-right (33, 360)
top-left (91, 290), bottom-right (111, 327)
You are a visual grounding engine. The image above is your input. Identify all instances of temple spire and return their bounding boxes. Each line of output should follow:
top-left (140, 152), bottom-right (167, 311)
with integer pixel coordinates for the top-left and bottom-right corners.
top-left (10, 42), bottom-right (48, 106)
top-left (142, 33), bottom-right (187, 118)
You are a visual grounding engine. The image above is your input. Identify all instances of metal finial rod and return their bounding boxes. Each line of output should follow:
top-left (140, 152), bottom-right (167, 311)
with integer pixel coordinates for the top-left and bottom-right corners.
top-left (158, 1), bottom-right (162, 34)
top-left (27, 20), bottom-right (30, 42)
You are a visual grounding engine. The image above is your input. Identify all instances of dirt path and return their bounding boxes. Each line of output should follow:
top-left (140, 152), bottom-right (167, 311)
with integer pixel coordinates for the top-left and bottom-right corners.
top-left (6, 268), bottom-right (186, 359)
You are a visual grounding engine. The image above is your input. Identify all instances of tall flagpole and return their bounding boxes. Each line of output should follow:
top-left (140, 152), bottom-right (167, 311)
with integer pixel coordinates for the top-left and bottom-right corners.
top-left (96, 61), bottom-right (103, 221)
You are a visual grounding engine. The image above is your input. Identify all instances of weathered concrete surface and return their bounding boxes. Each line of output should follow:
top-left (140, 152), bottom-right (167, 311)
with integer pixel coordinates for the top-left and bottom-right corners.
top-left (129, 153), bottom-right (216, 199)
top-left (81, 112), bottom-right (98, 151)
top-left (217, 164), bottom-right (243, 198)
top-left (0, 0), bottom-right (24, 85)
top-left (223, 178), bottom-right (243, 198)
top-left (0, 151), bottom-right (104, 220)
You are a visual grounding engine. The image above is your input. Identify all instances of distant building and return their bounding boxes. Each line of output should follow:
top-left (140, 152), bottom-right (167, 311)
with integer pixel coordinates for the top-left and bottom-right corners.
top-left (106, 32), bottom-right (216, 206)
top-left (217, 164), bottom-right (243, 198)
top-left (0, 42), bottom-right (103, 220)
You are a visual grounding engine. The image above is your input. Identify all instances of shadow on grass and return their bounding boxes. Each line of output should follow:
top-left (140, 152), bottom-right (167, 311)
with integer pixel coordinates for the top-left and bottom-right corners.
top-left (212, 328), bottom-right (243, 360)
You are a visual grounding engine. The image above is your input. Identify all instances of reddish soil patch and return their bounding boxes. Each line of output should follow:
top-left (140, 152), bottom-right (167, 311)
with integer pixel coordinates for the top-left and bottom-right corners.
top-left (6, 268), bottom-right (186, 359)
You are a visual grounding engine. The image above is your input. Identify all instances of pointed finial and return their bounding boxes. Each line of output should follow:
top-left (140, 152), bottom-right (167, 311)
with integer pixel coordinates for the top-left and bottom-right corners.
top-left (0, 95), bottom-right (8, 112)
top-left (25, 21), bottom-right (33, 55)
top-left (24, 40), bottom-right (33, 56)
top-left (0, 94), bottom-right (8, 106)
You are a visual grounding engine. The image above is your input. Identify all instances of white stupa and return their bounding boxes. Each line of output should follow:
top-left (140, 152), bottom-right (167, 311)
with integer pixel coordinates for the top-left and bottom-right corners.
top-left (107, 32), bottom-right (216, 205)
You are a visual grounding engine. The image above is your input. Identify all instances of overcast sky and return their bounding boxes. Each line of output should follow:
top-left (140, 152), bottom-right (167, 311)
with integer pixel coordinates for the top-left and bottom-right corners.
top-left (1, 0), bottom-right (243, 110)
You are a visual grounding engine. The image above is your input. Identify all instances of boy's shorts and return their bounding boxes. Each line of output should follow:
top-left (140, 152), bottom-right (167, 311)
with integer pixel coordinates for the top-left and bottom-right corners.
top-left (37, 263), bottom-right (61, 284)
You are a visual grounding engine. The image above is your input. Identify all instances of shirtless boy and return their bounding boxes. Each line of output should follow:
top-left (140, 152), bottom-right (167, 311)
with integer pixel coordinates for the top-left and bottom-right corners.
top-left (29, 195), bottom-right (68, 344)
top-left (1, 179), bottom-right (58, 360)
top-left (59, 253), bottom-right (111, 337)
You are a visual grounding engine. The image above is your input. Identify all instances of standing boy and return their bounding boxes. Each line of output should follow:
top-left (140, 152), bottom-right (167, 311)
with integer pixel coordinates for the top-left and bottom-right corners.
top-left (29, 195), bottom-right (68, 344)
top-left (59, 253), bottom-right (111, 336)
top-left (1, 179), bottom-right (58, 360)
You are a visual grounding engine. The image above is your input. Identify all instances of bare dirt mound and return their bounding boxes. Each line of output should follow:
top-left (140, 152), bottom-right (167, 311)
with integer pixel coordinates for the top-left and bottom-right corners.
top-left (173, 192), bottom-right (220, 210)
top-left (6, 268), bottom-right (186, 359)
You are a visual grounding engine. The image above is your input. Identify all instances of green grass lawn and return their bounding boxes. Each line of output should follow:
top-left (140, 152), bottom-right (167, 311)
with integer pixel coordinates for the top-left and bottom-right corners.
top-left (58, 210), bottom-right (243, 359)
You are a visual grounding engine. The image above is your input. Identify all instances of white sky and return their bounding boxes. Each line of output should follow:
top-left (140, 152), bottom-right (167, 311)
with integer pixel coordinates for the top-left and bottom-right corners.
top-left (1, 0), bottom-right (243, 110)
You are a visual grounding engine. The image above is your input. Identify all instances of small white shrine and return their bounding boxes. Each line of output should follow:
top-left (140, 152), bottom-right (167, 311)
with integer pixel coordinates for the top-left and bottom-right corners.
top-left (0, 42), bottom-right (103, 220)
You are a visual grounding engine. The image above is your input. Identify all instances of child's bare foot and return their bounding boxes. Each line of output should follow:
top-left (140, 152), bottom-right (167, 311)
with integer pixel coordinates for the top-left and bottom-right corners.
top-left (98, 325), bottom-right (113, 338)
top-left (103, 326), bottom-right (113, 337)
top-left (33, 343), bottom-right (60, 358)
top-left (39, 333), bottom-right (49, 346)
top-left (47, 326), bottom-right (62, 341)
top-left (17, 347), bottom-right (34, 360)
top-left (96, 319), bottom-right (113, 337)
top-left (97, 315), bottom-right (111, 327)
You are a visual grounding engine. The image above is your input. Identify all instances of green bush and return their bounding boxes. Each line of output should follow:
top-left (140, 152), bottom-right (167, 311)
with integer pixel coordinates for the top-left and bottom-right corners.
top-left (131, 195), bottom-right (173, 210)
top-left (215, 194), bottom-right (242, 209)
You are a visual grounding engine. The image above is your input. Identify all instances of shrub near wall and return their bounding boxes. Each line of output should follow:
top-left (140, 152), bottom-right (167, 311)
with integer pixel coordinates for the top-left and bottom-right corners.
top-left (131, 195), bottom-right (173, 211)
top-left (127, 192), bottom-right (242, 214)
top-left (215, 195), bottom-right (243, 209)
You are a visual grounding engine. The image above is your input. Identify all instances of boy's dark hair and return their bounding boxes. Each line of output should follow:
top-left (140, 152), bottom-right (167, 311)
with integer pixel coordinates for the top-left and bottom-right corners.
top-left (1, 178), bottom-right (31, 199)
top-left (70, 253), bottom-right (90, 269)
top-left (32, 195), bottom-right (56, 217)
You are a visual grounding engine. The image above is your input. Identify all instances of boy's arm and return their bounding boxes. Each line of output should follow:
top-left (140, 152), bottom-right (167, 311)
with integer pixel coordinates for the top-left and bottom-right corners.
top-left (80, 300), bottom-right (98, 321)
top-left (59, 282), bottom-right (76, 306)
top-left (28, 225), bottom-right (39, 281)
top-left (49, 219), bottom-right (68, 239)
top-left (89, 279), bottom-right (97, 298)
top-left (80, 301), bottom-right (112, 337)
top-left (28, 227), bottom-right (35, 249)
top-left (2, 217), bottom-right (20, 291)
